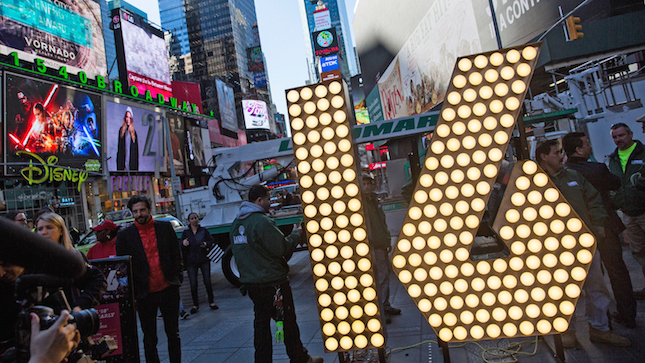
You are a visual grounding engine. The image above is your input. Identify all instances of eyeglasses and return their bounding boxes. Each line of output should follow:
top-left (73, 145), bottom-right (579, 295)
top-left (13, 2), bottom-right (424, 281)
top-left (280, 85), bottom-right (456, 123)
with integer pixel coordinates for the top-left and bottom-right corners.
top-left (15, 218), bottom-right (27, 222)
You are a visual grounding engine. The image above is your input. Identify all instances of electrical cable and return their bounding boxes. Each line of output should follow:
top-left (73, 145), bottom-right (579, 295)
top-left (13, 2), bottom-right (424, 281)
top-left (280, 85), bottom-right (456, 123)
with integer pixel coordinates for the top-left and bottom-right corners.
top-left (386, 336), bottom-right (539, 363)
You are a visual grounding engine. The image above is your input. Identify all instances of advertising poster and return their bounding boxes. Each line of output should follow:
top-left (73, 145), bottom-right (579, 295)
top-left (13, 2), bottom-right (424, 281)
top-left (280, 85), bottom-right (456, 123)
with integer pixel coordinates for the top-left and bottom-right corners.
top-left (395, 0), bottom-right (482, 117)
top-left (312, 28), bottom-right (340, 57)
top-left (171, 81), bottom-right (203, 113)
top-left (4, 73), bottom-right (101, 174)
top-left (167, 114), bottom-right (186, 175)
top-left (187, 119), bottom-right (206, 167)
top-left (378, 58), bottom-right (407, 120)
top-left (90, 257), bottom-right (139, 363)
top-left (247, 46), bottom-right (265, 73)
top-left (0, 0), bottom-right (107, 77)
top-left (320, 55), bottom-right (339, 73)
top-left (253, 72), bottom-right (267, 88)
top-left (350, 76), bottom-right (370, 125)
top-left (314, 8), bottom-right (332, 31)
top-left (242, 100), bottom-right (270, 130)
top-left (105, 100), bottom-right (163, 172)
top-left (121, 13), bottom-right (172, 100)
top-left (216, 79), bottom-right (237, 133)
top-left (366, 86), bottom-right (384, 123)
top-left (91, 303), bottom-right (123, 356)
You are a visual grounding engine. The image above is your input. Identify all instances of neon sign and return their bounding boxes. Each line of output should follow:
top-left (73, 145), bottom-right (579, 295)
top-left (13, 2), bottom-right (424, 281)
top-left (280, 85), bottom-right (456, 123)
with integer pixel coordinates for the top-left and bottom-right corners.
top-left (17, 151), bottom-right (89, 191)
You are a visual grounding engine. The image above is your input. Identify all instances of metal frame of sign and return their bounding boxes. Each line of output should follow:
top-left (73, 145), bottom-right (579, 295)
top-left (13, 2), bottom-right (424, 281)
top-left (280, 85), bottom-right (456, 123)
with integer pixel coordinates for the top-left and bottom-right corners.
top-left (89, 256), bottom-right (140, 363)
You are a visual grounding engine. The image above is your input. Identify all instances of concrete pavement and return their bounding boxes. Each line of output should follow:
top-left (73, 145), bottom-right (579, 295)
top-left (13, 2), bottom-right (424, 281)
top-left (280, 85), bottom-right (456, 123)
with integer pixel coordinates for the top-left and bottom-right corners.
top-left (139, 247), bottom-right (645, 363)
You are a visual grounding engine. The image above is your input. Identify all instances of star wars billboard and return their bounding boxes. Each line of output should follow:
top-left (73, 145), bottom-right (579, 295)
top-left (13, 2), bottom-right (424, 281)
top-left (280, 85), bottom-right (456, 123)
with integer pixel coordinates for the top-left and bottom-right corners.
top-left (4, 73), bottom-right (102, 175)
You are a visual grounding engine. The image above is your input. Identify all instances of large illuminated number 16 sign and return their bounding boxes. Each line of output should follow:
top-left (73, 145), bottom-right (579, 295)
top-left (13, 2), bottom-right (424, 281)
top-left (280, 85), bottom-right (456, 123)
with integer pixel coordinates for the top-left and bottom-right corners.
top-left (393, 43), bottom-right (598, 342)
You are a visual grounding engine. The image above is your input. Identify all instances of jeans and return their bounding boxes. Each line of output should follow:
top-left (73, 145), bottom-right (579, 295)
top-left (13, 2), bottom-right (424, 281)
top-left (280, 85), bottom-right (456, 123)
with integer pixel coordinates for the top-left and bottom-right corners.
top-left (137, 285), bottom-right (181, 363)
top-left (374, 248), bottom-right (391, 310)
top-left (623, 213), bottom-right (645, 277)
top-left (597, 229), bottom-right (636, 320)
top-left (187, 261), bottom-right (214, 307)
top-left (570, 251), bottom-right (612, 332)
top-left (247, 282), bottom-right (309, 363)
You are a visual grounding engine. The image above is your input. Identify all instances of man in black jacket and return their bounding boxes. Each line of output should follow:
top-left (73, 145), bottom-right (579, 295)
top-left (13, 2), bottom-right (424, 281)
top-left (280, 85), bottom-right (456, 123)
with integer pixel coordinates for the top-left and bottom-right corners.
top-left (563, 132), bottom-right (637, 328)
top-left (362, 174), bottom-right (400, 324)
top-left (116, 195), bottom-right (183, 363)
top-left (608, 123), bottom-right (645, 299)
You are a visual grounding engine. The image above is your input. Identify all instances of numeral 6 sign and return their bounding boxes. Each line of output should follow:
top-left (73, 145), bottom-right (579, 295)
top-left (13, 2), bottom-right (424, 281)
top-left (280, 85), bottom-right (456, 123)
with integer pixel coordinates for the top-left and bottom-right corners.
top-left (393, 43), bottom-right (597, 342)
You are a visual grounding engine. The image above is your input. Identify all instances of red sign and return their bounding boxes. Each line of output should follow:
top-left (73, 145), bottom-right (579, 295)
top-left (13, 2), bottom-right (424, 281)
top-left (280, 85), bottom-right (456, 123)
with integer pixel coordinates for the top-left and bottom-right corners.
top-left (369, 162), bottom-right (387, 170)
top-left (91, 302), bottom-right (123, 356)
top-left (322, 69), bottom-right (341, 81)
top-left (128, 71), bottom-right (172, 100)
top-left (172, 81), bottom-right (203, 113)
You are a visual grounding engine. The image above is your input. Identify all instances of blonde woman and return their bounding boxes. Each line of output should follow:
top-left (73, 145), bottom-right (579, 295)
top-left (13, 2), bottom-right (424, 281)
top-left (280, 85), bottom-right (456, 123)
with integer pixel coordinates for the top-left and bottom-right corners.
top-left (35, 213), bottom-right (106, 312)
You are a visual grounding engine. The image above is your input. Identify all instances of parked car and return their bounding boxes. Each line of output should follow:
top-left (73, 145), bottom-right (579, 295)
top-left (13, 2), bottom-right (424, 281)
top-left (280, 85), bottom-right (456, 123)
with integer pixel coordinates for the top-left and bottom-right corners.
top-left (76, 214), bottom-right (187, 256)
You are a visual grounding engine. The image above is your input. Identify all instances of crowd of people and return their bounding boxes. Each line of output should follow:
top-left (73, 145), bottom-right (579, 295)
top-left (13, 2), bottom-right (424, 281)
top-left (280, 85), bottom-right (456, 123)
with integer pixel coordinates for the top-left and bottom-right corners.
top-left (5, 120), bottom-right (645, 362)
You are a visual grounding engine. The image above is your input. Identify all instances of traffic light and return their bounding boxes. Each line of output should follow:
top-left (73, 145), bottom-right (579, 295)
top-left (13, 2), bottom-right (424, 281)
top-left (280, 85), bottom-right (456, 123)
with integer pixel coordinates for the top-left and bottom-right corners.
top-left (566, 16), bottom-right (583, 41)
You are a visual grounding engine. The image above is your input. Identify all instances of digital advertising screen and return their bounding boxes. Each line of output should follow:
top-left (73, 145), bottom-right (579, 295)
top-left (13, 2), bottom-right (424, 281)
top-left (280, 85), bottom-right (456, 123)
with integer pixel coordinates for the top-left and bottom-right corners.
top-left (187, 119), bottom-right (206, 167)
top-left (312, 28), bottom-right (339, 57)
top-left (120, 12), bottom-right (172, 100)
top-left (4, 73), bottom-right (102, 174)
top-left (216, 79), bottom-right (237, 133)
top-left (105, 100), bottom-right (164, 173)
top-left (242, 99), bottom-right (269, 130)
top-left (0, 0), bottom-right (107, 77)
top-left (247, 46), bottom-right (265, 73)
top-left (167, 113), bottom-right (186, 175)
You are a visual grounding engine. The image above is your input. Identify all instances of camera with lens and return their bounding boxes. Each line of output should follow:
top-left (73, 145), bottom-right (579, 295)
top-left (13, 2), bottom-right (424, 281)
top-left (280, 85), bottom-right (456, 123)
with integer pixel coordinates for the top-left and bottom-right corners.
top-left (6, 275), bottom-right (115, 363)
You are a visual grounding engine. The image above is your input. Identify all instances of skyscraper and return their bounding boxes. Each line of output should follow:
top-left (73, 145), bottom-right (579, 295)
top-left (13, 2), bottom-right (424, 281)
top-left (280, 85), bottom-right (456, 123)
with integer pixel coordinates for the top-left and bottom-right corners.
top-left (302, 0), bottom-right (359, 82)
top-left (173, 0), bottom-right (274, 140)
top-left (159, 0), bottom-right (191, 80)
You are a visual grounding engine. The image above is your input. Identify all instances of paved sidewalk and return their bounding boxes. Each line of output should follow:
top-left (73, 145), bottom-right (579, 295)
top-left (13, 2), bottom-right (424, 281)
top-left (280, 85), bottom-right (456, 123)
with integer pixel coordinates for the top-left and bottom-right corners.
top-left (139, 246), bottom-right (645, 363)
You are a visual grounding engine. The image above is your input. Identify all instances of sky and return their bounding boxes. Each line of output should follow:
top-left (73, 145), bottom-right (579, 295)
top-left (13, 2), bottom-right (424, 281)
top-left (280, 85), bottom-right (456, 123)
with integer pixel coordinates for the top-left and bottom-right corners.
top-left (128, 0), bottom-right (357, 122)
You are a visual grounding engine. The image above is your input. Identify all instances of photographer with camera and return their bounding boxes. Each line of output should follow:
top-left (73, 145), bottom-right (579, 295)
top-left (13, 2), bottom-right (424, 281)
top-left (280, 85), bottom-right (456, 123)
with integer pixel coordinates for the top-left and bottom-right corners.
top-left (0, 219), bottom-right (88, 363)
top-left (28, 310), bottom-right (79, 363)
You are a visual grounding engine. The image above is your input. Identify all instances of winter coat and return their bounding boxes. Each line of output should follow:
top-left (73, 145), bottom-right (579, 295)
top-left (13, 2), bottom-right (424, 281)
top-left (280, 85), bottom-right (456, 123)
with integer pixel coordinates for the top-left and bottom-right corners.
top-left (565, 156), bottom-right (625, 234)
top-left (549, 168), bottom-right (608, 232)
top-left (608, 140), bottom-right (645, 216)
top-left (230, 202), bottom-right (301, 286)
top-left (181, 226), bottom-right (214, 266)
top-left (363, 192), bottom-right (391, 250)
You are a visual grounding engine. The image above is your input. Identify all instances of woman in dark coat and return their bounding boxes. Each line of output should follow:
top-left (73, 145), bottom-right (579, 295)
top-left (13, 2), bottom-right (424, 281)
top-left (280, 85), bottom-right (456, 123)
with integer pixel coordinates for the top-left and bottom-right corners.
top-left (181, 213), bottom-right (217, 313)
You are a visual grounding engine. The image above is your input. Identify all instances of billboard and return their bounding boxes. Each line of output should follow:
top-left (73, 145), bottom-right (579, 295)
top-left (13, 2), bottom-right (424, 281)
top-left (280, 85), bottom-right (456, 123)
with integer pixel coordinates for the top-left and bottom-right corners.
top-left (321, 69), bottom-right (341, 82)
top-left (312, 28), bottom-right (340, 57)
top-left (247, 46), bottom-right (265, 73)
top-left (350, 75), bottom-right (369, 125)
top-left (314, 8), bottom-right (332, 30)
top-left (254, 72), bottom-right (267, 87)
top-left (4, 73), bottom-right (102, 174)
top-left (187, 119), bottom-right (206, 167)
top-left (0, 0), bottom-right (107, 78)
top-left (119, 10), bottom-right (172, 100)
top-left (167, 114), bottom-right (186, 175)
top-left (216, 79), bottom-right (237, 133)
top-left (320, 55), bottom-right (339, 73)
top-left (171, 81), bottom-right (202, 113)
top-left (105, 100), bottom-right (164, 172)
top-left (242, 100), bottom-right (269, 130)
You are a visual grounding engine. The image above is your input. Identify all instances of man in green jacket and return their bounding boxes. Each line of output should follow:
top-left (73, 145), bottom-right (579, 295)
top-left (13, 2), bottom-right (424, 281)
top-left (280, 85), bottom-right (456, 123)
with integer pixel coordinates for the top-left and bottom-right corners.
top-left (608, 122), bottom-right (645, 299)
top-left (230, 184), bottom-right (322, 363)
top-left (537, 140), bottom-right (630, 348)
